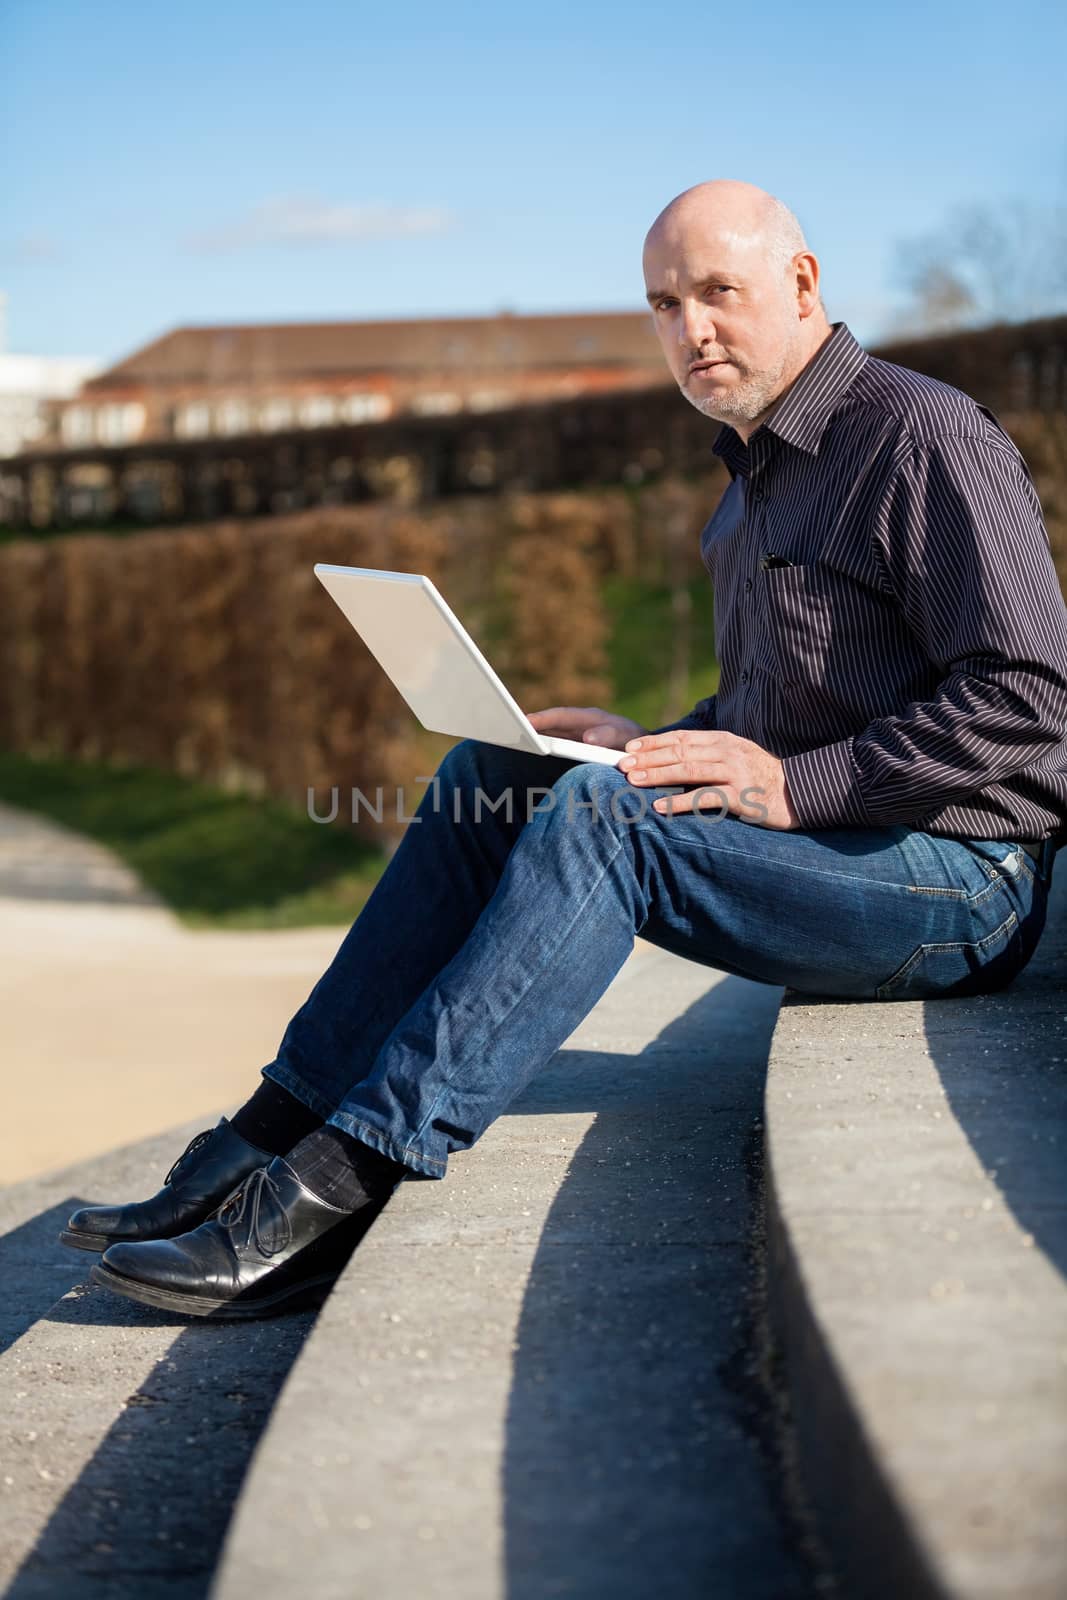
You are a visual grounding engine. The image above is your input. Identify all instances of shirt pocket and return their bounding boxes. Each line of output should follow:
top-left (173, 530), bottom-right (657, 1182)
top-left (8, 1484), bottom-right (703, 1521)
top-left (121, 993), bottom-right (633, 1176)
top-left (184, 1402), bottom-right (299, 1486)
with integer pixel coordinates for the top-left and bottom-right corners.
top-left (761, 563), bottom-right (835, 689)
top-left (760, 561), bottom-right (908, 724)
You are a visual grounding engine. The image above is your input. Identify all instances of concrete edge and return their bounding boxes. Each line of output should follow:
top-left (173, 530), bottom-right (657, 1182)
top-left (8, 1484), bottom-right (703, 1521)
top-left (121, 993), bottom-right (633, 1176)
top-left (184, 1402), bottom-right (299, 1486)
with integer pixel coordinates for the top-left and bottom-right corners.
top-left (763, 1153), bottom-right (949, 1600)
top-left (761, 862), bottom-right (1067, 1600)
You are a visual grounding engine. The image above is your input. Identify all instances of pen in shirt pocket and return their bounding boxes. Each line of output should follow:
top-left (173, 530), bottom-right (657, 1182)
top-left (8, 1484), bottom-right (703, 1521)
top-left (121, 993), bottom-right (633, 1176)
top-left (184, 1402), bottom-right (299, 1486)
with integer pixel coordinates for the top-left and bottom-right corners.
top-left (760, 553), bottom-right (795, 569)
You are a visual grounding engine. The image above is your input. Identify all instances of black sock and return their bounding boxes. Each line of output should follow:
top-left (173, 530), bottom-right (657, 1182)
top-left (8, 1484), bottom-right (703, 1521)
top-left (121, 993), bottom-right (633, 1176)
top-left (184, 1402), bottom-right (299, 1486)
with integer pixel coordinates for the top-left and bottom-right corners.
top-left (231, 1078), bottom-right (324, 1157)
top-left (285, 1125), bottom-right (406, 1212)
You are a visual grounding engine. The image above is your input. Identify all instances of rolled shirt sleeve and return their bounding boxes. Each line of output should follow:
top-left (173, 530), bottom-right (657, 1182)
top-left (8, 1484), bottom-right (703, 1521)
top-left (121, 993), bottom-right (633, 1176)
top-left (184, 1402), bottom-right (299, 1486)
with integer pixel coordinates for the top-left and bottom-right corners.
top-left (782, 431), bottom-right (1067, 830)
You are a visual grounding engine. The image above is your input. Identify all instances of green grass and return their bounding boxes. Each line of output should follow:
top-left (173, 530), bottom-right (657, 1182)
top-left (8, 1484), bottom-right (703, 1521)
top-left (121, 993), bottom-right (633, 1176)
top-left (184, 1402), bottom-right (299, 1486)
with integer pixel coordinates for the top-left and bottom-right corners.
top-left (0, 751), bottom-right (388, 929)
top-left (603, 574), bottom-right (719, 730)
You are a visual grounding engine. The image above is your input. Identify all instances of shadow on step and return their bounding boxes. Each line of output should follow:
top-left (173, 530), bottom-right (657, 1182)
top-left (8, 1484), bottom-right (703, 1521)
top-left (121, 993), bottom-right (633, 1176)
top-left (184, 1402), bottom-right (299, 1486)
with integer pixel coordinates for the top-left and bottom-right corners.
top-left (0, 1202), bottom-right (97, 1359)
top-left (4, 1282), bottom-right (316, 1600)
top-left (6, 969), bottom-right (824, 1600)
top-left (500, 974), bottom-right (825, 1600)
top-left (925, 867), bottom-right (1067, 1284)
top-left (4, 1186), bottom-right (381, 1600)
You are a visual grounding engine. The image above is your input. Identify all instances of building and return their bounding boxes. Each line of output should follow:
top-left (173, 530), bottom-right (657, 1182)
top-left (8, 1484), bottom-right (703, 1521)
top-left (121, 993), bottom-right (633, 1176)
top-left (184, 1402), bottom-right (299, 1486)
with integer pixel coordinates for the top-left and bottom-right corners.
top-left (5, 313), bottom-right (1065, 532)
top-left (44, 310), bottom-right (667, 451)
top-left (0, 292), bottom-right (100, 458)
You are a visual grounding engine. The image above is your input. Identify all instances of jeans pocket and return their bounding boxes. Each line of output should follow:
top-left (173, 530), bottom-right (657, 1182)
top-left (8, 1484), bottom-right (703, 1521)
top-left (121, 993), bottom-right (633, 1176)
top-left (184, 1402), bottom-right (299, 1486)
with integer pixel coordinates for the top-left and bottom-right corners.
top-left (874, 906), bottom-right (1023, 1001)
top-left (961, 839), bottom-right (1034, 884)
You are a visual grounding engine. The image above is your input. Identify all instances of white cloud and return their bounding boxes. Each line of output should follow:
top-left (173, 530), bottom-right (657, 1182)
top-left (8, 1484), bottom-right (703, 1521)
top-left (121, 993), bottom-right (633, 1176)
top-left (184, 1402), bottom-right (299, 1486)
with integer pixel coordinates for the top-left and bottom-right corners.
top-left (186, 194), bottom-right (456, 254)
top-left (1, 233), bottom-right (64, 264)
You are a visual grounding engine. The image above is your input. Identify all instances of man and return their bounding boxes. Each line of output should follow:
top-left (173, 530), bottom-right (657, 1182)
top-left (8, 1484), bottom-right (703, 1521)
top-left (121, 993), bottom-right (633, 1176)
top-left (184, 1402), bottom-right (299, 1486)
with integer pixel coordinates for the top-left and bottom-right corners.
top-left (68, 179), bottom-right (1067, 1320)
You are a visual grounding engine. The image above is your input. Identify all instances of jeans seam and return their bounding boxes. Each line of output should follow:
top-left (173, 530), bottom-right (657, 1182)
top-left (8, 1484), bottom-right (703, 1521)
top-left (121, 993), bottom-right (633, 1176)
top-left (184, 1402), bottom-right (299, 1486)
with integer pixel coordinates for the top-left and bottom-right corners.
top-left (629, 821), bottom-right (975, 894)
top-left (875, 907), bottom-right (1020, 999)
top-left (909, 911), bottom-right (1020, 955)
top-left (906, 878), bottom-right (1005, 905)
top-left (328, 1112), bottom-right (448, 1174)
top-left (904, 884), bottom-right (969, 900)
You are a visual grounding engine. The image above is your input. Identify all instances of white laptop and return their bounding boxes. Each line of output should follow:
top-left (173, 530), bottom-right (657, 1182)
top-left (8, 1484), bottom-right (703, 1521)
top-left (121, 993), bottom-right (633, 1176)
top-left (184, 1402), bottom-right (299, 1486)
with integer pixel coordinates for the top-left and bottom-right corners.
top-left (313, 563), bottom-right (623, 766)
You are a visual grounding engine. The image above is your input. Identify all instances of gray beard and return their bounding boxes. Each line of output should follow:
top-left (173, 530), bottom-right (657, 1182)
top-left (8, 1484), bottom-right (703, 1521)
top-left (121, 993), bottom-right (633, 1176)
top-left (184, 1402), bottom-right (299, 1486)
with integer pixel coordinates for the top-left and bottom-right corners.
top-left (680, 343), bottom-right (797, 427)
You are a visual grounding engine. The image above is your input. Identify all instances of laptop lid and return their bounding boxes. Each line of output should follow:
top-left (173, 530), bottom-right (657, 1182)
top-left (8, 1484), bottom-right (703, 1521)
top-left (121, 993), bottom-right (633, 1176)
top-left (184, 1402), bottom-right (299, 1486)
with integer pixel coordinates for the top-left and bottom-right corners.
top-left (313, 563), bottom-right (551, 756)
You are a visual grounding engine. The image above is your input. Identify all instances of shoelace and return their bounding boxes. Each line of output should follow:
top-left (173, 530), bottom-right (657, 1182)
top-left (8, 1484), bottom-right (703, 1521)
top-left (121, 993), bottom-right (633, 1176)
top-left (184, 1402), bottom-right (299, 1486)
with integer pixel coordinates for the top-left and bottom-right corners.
top-left (164, 1128), bottom-right (213, 1186)
top-left (216, 1166), bottom-right (292, 1259)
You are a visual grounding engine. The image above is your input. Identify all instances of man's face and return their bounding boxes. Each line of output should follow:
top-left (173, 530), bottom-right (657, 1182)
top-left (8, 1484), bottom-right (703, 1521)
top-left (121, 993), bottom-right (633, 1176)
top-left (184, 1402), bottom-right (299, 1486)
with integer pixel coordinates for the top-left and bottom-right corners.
top-left (643, 215), bottom-right (804, 429)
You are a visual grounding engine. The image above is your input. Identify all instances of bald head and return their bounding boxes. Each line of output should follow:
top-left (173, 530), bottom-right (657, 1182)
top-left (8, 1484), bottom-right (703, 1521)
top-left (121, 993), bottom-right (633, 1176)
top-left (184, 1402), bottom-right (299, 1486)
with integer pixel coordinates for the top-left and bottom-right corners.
top-left (642, 179), bottom-right (830, 440)
top-left (645, 180), bottom-right (808, 277)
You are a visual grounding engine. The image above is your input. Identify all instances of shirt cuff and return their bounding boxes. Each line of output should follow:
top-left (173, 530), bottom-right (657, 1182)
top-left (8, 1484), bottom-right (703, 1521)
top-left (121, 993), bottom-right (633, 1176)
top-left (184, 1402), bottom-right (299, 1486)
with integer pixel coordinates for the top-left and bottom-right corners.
top-left (782, 737), bottom-right (869, 830)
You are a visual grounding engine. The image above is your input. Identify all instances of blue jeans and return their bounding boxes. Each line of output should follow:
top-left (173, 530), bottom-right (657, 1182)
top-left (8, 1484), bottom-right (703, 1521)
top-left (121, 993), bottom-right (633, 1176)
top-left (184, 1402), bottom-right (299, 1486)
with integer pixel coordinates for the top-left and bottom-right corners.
top-left (264, 740), bottom-right (1056, 1179)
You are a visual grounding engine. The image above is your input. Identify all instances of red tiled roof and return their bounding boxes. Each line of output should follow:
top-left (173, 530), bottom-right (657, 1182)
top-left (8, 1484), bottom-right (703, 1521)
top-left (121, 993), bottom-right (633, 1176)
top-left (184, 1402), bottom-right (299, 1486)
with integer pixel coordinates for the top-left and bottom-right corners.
top-left (89, 311), bottom-right (663, 388)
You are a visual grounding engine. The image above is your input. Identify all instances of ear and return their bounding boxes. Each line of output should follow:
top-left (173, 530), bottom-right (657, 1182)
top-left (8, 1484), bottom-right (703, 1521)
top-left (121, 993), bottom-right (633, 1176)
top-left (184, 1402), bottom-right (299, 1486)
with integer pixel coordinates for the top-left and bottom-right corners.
top-left (793, 251), bottom-right (821, 320)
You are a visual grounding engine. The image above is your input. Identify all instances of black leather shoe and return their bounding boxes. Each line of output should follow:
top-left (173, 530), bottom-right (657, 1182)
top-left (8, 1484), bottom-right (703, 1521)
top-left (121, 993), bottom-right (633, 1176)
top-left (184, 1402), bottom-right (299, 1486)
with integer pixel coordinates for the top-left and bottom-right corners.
top-left (59, 1118), bottom-right (273, 1254)
top-left (90, 1157), bottom-right (383, 1319)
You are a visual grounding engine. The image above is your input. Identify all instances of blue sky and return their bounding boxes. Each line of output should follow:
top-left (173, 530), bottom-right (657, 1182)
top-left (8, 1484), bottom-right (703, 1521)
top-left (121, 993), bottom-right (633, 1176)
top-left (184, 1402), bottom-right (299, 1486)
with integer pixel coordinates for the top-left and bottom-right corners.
top-left (3, 0), bottom-right (1065, 364)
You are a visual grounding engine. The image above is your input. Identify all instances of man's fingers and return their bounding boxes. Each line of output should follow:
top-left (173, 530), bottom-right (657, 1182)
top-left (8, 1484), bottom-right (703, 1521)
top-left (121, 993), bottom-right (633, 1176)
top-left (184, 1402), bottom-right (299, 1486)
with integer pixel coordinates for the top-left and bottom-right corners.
top-left (651, 785), bottom-right (773, 824)
top-left (527, 705), bottom-right (602, 734)
top-left (621, 741), bottom-right (721, 775)
top-left (527, 707), bottom-right (581, 735)
top-left (652, 785), bottom-right (736, 816)
top-left (624, 729), bottom-right (728, 753)
top-left (584, 723), bottom-right (625, 747)
top-left (626, 758), bottom-right (730, 787)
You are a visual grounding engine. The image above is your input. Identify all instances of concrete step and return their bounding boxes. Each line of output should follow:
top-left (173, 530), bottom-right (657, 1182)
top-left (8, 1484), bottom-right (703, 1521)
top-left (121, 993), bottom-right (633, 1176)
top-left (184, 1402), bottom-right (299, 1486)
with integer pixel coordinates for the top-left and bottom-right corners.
top-left (1, 942), bottom-right (826, 1600)
top-left (7, 835), bottom-right (1062, 1599)
top-left (765, 858), bottom-right (1067, 1600)
top-left (0, 1120), bottom-right (319, 1600)
top-left (210, 947), bottom-right (827, 1600)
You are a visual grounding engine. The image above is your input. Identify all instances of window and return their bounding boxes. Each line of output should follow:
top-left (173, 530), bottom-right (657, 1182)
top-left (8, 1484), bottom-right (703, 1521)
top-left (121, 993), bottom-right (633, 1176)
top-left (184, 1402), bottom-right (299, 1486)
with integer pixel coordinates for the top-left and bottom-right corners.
top-left (469, 390), bottom-right (515, 412)
top-left (217, 398), bottom-right (252, 435)
top-left (340, 392), bottom-right (389, 423)
top-left (97, 403), bottom-right (146, 445)
top-left (411, 391), bottom-right (461, 416)
top-left (175, 402), bottom-right (213, 438)
top-left (259, 397), bottom-right (294, 431)
top-left (61, 406), bottom-right (96, 446)
top-left (300, 395), bottom-right (338, 427)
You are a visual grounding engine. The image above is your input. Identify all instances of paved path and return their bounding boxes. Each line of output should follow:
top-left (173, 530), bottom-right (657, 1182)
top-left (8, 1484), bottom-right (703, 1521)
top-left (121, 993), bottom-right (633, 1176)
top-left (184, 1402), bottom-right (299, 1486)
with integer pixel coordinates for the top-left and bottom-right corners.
top-left (0, 802), bottom-right (352, 1185)
top-left (0, 798), bottom-right (658, 1187)
top-left (0, 804), bottom-right (159, 906)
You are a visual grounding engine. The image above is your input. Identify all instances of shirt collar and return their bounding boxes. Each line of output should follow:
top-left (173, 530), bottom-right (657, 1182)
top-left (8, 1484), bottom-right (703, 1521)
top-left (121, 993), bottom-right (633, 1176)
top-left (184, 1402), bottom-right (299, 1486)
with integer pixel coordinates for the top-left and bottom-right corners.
top-left (711, 321), bottom-right (868, 472)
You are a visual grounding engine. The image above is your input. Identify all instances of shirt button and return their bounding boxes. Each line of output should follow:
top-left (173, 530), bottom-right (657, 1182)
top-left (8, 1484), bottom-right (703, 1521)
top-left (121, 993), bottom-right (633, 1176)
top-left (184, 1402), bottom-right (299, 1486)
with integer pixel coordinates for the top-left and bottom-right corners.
top-left (740, 670), bottom-right (750, 685)
top-left (744, 579), bottom-right (752, 593)
top-left (751, 488), bottom-right (764, 504)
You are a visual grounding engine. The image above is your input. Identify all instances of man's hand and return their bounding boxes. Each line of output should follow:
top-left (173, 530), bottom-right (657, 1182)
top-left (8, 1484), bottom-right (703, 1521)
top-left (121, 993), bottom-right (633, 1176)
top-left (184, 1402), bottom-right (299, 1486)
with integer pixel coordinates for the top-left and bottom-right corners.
top-left (618, 728), bottom-right (800, 829)
top-left (527, 706), bottom-right (648, 752)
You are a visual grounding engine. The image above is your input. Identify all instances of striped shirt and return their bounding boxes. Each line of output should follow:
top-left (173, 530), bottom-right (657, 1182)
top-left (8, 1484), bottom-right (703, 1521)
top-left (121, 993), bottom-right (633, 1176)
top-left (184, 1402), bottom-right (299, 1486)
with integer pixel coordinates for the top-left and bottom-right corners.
top-left (662, 322), bottom-right (1067, 847)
